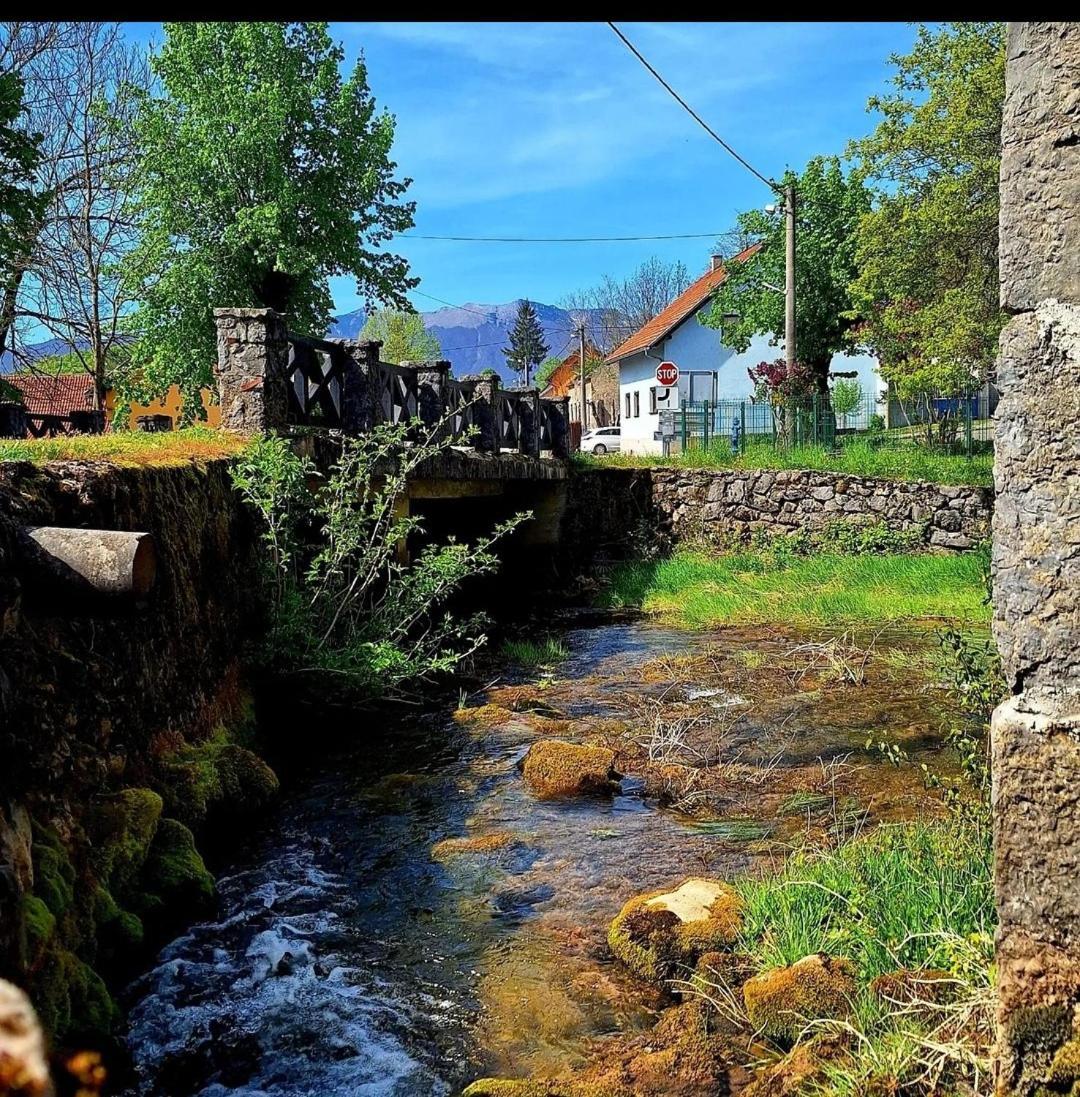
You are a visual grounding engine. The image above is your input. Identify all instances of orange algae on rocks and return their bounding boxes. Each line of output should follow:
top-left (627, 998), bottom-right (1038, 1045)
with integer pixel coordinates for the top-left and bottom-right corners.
top-left (430, 831), bottom-right (519, 861)
top-left (742, 953), bottom-right (856, 1043)
top-left (521, 740), bottom-right (617, 799)
top-left (607, 878), bottom-right (743, 983)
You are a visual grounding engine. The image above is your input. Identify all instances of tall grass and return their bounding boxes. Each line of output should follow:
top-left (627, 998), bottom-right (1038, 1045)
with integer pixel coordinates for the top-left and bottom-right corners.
top-left (735, 818), bottom-right (994, 982)
top-left (603, 550), bottom-right (990, 628)
top-left (577, 437), bottom-right (993, 488)
top-left (499, 636), bottom-right (569, 668)
top-left (0, 427), bottom-right (243, 466)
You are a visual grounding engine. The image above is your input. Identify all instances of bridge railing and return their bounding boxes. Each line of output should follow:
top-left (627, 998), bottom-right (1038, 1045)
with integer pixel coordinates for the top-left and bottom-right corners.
top-left (213, 307), bottom-right (570, 458)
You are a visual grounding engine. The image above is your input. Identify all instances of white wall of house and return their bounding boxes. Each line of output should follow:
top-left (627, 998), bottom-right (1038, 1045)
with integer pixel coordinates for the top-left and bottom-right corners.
top-left (616, 303), bottom-right (885, 455)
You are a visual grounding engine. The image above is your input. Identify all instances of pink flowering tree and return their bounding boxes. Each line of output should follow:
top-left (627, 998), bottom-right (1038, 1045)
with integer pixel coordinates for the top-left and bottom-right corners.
top-left (747, 358), bottom-right (818, 441)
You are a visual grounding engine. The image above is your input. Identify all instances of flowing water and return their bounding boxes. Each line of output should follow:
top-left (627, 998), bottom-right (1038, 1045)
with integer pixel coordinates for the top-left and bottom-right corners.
top-left (121, 619), bottom-right (955, 1096)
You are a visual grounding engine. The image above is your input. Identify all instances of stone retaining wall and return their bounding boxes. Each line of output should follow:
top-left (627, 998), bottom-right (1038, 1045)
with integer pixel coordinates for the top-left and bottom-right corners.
top-left (564, 466), bottom-right (993, 558)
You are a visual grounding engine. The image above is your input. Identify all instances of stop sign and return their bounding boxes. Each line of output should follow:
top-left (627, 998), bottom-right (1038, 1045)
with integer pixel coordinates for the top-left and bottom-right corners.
top-left (655, 361), bottom-right (679, 387)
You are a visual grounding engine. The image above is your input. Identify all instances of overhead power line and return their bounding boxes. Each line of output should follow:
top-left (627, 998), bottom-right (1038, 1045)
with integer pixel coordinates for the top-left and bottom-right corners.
top-left (607, 21), bottom-right (779, 193)
top-left (402, 231), bottom-right (728, 243)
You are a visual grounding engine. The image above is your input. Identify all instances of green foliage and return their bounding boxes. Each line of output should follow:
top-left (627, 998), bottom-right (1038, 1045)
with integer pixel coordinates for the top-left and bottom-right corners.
top-left (24, 346), bottom-right (132, 379)
top-left (121, 21), bottom-right (415, 414)
top-left (502, 299), bottom-right (549, 386)
top-left (534, 355), bottom-right (565, 390)
top-left (601, 549), bottom-right (989, 630)
top-left (360, 308), bottom-right (441, 364)
top-left (830, 378), bottom-right (863, 425)
top-left (0, 71), bottom-right (46, 288)
top-left (577, 437), bottom-right (993, 487)
top-left (847, 23), bottom-right (1005, 401)
top-left (231, 422), bottom-right (530, 695)
top-left (735, 818), bottom-right (993, 983)
top-left (500, 636), bottom-right (569, 669)
top-left (753, 518), bottom-right (925, 559)
top-left (704, 157), bottom-right (872, 383)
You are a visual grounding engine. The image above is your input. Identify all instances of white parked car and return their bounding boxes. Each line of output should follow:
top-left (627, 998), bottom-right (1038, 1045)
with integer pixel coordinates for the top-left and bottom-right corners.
top-left (582, 426), bottom-right (621, 455)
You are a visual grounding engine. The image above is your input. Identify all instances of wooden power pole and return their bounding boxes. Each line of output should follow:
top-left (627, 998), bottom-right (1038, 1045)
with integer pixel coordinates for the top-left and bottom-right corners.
top-left (577, 323), bottom-right (588, 433)
top-left (784, 183), bottom-right (796, 370)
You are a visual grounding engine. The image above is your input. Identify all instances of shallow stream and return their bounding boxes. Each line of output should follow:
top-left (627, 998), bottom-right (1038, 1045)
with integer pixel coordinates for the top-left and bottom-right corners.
top-left (120, 619), bottom-right (955, 1096)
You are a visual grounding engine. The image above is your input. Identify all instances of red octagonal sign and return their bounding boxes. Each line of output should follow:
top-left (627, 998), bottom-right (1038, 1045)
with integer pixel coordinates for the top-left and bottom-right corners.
top-left (655, 361), bottom-right (679, 387)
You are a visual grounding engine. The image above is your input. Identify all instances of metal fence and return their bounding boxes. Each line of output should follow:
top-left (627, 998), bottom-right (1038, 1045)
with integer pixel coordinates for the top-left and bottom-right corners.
top-left (660, 392), bottom-right (994, 457)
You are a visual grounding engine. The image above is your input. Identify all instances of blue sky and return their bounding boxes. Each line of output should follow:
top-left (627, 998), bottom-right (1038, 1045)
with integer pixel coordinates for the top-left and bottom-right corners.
top-left (126, 21), bottom-right (919, 317)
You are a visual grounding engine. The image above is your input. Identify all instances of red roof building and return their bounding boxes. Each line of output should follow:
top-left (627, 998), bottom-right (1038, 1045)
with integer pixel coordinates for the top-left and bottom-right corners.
top-left (6, 373), bottom-right (97, 417)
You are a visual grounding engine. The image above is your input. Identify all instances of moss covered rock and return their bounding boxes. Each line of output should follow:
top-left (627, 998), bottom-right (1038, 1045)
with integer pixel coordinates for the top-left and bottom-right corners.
top-left (462, 1080), bottom-right (622, 1097)
top-left (87, 788), bottom-right (163, 892)
top-left (742, 953), bottom-right (856, 1043)
top-left (869, 966), bottom-right (956, 1007)
top-left (29, 945), bottom-right (118, 1042)
top-left (19, 895), bottom-right (55, 969)
top-left (30, 829), bottom-right (75, 918)
top-left (160, 737), bottom-right (278, 831)
top-left (139, 818), bottom-right (215, 914)
top-left (1048, 1036), bottom-right (1080, 1087)
top-left (608, 878), bottom-right (743, 984)
top-left (521, 740), bottom-right (617, 799)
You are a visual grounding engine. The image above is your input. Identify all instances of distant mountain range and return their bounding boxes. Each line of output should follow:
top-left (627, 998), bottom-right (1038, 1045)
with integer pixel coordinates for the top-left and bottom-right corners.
top-left (330, 299), bottom-right (610, 384)
top-left (2, 300), bottom-right (612, 386)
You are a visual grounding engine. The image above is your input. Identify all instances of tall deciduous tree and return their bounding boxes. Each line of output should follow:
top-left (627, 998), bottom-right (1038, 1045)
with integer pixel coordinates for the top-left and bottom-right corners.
top-left (502, 299), bottom-right (548, 387)
top-left (846, 22), bottom-right (1005, 402)
top-left (359, 308), bottom-right (440, 364)
top-left (702, 156), bottom-right (872, 390)
top-left (563, 256), bottom-right (691, 354)
top-left (0, 71), bottom-right (45, 353)
top-left (122, 22), bottom-right (416, 414)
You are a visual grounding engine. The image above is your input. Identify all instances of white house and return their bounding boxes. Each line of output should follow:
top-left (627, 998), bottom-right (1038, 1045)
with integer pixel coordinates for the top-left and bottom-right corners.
top-left (608, 248), bottom-right (885, 456)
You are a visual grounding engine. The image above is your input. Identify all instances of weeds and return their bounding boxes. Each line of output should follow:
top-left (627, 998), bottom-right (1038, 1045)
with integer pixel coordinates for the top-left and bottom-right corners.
top-left (576, 437), bottom-right (993, 487)
top-left (499, 636), bottom-right (569, 669)
top-left (0, 426), bottom-right (243, 466)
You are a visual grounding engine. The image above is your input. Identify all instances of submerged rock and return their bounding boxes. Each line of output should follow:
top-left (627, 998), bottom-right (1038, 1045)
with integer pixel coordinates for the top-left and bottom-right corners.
top-left (430, 831), bottom-right (519, 861)
top-left (742, 953), bottom-right (856, 1043)
top-left (521, 741), bottom-right (618, 799)
top-left (608, 878), bottom-right (743, 983)
top-left (462, 1079), bottom-right (624, 1096)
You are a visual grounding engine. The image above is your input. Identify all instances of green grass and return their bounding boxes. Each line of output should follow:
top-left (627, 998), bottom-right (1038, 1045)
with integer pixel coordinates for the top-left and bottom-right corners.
top-left (577, 437), bottom-right (993, 487)
top-left (602, 549), bottom-right (990, 629)
top-left (734, 817), bottom-right (994, 982)
top-left (499, 636), bottom-right (569, 668)
top-left (0, 427), bottom-right (243, 466)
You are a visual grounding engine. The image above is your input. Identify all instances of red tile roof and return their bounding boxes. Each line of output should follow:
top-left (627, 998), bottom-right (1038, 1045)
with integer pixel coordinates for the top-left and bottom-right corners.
top-left (606, 244), bottom-right (761, 363)
top-left (7, 373), bottom-right (96, 416)
top-left (541, 342), bottom-right (601, 398)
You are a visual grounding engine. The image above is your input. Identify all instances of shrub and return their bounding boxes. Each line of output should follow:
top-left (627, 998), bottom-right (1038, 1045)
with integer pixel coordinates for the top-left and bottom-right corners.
top-left (231, 422), bottom-right (530, 696)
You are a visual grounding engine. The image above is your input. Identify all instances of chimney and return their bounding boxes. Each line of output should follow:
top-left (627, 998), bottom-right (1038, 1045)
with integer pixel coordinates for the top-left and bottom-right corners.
top-left (710, 253), bottom-right (724, 272)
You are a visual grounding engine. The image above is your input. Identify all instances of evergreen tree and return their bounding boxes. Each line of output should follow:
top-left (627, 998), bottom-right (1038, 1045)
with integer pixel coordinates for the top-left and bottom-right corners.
top-left (502, 299), bottom-right (548, 387)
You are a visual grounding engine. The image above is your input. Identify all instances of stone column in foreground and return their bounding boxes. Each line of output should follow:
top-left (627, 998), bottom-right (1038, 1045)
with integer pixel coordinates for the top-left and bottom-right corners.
top-left (213, 308), bottom-right (290, 433)
top-left (992, 22), bottom-right (1080, 1094)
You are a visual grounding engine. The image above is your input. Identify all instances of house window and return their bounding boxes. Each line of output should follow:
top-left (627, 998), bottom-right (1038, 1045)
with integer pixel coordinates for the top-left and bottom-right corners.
top-left (649, 386), bottom-right (658, 414)
top-left (625, 392), bottom-right (631, 419)
top-left (633, 391), bottom-right (640, 418)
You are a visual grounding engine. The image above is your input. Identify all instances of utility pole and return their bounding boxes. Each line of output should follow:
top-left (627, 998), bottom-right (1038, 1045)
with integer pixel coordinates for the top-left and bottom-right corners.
top-left (784, 183), bottom-right (796, 371)
top-left (577, 322), bottom-right (588, 433)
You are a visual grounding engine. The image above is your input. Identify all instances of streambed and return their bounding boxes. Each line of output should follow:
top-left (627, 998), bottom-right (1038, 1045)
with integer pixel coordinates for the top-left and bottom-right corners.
top-left (120, 619), bottom-right (958, 1096)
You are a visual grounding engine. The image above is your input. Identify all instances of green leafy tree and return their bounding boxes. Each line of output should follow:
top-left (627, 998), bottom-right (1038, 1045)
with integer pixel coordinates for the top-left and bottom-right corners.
top-left (0, 70), bottom-right (46, 360)
top-left (122, 22), bottom-right (415, 415)
top-left (359, 308), bottom-right (441, 364)
top-left (535, 355), bottom-right (565, 390)
top-left (502, 299), bottom-right (548, 387)
top-left (847, 23), bottom-right (1005, 407)
top-left (830, 378), bottom-right (863, 428)
top-left (703, 156), bottom-right (872, 390)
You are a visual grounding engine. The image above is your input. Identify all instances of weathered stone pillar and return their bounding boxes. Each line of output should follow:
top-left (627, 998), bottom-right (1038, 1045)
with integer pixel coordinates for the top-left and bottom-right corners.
top-left (411, 360), bottom-right (452, 431)
top-left (339, 339), bottom-right (381, 434)
top-left (213, 308), bottom-right (290, 434)
top-left (548, 396), bottom-right (571, 459)
top-left (469, 373), bottom-right (500, 454)
top-left (519, 389), bottom-right (542, 459)
top-left (993, 22), bottom-right (1080, 1094)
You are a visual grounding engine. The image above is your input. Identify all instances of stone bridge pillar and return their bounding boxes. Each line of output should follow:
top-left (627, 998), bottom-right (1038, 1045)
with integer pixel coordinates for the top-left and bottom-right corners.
top-left (993, 22), bottom-right (1080, 1094)
top-left (213, 308), bottom-right (290, 433)
top-left (470, 374), bottom-right (500, 454)
top-left (340, 339), bottom-right (381, 434)
top-left (411, 360), bottom-right (452, 431)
